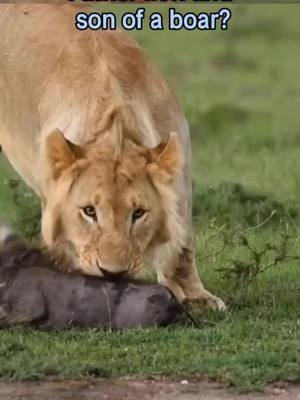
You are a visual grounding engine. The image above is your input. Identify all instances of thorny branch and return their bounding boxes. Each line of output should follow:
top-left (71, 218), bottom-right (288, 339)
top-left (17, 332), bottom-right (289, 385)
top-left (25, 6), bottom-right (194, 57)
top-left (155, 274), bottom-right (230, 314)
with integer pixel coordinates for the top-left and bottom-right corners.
top-left (197, 211), bottom-right (300, 286)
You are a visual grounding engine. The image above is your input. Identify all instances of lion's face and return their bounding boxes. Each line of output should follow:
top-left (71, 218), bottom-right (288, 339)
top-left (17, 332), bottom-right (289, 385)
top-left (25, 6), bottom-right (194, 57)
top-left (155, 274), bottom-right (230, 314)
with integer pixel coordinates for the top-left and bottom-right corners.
top-left (41, 129), bottom-right (181, 277)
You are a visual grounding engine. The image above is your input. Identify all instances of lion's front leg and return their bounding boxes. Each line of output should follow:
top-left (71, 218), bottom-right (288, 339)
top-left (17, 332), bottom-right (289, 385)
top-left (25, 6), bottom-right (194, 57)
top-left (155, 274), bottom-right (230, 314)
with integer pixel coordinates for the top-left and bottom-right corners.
top-left (156, 247), bottom-right (226, 311)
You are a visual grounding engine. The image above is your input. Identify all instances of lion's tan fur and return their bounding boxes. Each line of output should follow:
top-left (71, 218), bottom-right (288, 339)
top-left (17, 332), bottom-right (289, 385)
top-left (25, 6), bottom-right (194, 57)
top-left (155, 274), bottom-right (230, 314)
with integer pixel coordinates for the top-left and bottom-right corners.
top-left (0, 4), bottom-right (225, 309)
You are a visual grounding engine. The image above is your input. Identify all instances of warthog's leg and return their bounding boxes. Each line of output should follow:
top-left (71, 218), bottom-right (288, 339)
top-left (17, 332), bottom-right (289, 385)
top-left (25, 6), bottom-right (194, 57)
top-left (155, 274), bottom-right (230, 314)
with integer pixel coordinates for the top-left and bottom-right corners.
top-left (0, 289), bottom-right (46, 328)
top-left (0, 305), bottom-right (7, 320)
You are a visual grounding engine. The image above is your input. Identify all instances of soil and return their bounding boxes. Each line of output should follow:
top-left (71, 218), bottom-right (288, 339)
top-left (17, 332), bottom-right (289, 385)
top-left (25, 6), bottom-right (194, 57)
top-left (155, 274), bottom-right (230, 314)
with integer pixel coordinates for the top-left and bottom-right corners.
top-left (0, 379), bottom-right (299, 400)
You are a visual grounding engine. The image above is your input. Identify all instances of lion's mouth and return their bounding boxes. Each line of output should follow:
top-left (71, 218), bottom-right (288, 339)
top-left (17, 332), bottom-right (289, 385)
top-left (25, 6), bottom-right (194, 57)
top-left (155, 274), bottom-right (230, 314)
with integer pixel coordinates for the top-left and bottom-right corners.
top-left (96, 260), bottom-right (131, 280)
top-left (98, 266), bottom-right (129, 280)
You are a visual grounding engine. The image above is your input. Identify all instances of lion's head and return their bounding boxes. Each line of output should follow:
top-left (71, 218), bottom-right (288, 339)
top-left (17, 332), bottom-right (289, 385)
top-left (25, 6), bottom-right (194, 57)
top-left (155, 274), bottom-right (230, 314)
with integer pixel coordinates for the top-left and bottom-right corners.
top-left (41, 112), bottom-right (184, 277)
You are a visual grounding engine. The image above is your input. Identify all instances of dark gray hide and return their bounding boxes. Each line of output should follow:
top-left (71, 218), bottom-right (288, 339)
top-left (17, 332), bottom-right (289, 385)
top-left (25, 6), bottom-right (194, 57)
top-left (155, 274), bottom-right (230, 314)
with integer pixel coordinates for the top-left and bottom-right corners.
top-left (0, 238), bottom-right (182, 330)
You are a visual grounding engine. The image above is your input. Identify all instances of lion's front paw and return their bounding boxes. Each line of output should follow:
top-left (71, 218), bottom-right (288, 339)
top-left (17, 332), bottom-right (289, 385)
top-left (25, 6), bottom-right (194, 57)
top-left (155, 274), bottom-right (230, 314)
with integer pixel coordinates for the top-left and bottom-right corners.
top-left (185, 291), bottom-right (226, 311)
top-left (205, 295), bottom-right (226, 311)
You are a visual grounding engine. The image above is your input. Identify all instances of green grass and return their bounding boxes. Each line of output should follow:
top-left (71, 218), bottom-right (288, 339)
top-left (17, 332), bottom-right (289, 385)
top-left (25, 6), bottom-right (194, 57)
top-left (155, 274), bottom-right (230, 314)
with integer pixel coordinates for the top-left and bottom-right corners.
top-left (0, 4), bottom-right (300, 391)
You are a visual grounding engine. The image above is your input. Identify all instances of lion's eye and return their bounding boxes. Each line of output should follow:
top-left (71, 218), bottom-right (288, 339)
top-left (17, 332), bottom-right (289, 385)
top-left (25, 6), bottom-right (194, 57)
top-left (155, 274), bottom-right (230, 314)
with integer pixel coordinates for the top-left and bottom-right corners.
top-left (82, 205), bottom-right (97, 219)
top-left (132, 208), bottom-right (146, 223)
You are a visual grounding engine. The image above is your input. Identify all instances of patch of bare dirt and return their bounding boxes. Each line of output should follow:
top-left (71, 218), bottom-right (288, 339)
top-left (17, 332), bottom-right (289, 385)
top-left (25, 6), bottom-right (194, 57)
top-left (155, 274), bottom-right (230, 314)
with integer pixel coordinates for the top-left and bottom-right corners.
top-left (0, 379), bottom-right (299, 400)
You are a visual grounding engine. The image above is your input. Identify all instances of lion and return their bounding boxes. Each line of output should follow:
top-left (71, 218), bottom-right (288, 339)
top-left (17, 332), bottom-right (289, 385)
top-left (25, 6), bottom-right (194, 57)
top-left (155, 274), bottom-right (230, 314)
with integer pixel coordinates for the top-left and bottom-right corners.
top-left (0, 4), bottom-right (225, 310)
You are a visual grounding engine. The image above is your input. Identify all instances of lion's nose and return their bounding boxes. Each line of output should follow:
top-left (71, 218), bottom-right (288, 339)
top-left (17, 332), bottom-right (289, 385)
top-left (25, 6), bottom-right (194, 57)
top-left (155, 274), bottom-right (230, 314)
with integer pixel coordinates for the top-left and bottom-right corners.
top-left (99, 267), bottom-right (129, 280)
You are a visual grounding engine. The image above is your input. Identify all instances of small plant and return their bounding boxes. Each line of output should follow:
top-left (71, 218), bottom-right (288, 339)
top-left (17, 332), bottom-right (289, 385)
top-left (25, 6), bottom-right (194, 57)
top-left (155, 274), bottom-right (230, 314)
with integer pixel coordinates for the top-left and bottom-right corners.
top-left (197, 212), bottom-right (300, 287)
top-left (218, 227), bottom-right (300, 286)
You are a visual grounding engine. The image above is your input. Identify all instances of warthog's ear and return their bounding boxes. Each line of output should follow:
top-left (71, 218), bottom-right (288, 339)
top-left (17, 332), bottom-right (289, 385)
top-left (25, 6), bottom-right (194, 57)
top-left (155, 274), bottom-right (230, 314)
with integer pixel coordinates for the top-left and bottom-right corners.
top-left (46, 129), bottom-right (83, 180)
top-left (147, 132), bottom-right (182, 183)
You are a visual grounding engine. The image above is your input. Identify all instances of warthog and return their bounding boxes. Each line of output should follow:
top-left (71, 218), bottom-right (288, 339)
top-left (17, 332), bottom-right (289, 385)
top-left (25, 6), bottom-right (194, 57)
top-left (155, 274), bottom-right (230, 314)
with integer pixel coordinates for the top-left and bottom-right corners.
top-left (0, 226), bottom-right (182, 330)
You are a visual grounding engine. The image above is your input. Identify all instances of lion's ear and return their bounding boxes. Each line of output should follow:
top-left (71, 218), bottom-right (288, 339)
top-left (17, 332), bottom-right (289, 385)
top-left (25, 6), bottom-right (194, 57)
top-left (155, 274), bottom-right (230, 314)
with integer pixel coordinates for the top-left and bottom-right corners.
top-left (147, 132), bottom-right (181, 182)
top-left (46, 129), bottom-right (82, 180)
